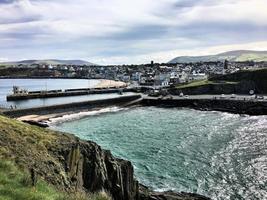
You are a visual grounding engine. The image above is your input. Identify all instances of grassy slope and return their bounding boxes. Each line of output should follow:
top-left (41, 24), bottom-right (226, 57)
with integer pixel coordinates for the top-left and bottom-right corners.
top-left (0, 115), bottom-right (111, 200)
top-left (0, 159), bottom-right (64, 200)
top-left (169, 51), bottom-right (267, 63)
top-left (175, 80), bottom-right (237, 89)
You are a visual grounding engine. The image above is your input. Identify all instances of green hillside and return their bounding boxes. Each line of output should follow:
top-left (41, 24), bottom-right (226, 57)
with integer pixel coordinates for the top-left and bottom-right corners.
top-left (0, 59), bottom-right (95, 66)
top-left (169, 50), bottom-right (267, 63)
top-left (0, 115), bottom-right (111, 200)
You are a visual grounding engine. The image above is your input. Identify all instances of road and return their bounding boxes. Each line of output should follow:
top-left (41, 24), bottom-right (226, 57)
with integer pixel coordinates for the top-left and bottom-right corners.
top-left (144, 94), bottom-right (267, 102)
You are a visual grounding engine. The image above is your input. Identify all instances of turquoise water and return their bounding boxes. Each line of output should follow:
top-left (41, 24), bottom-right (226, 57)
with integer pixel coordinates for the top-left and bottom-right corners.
top-left (52, 107), bottom-right (267, 199)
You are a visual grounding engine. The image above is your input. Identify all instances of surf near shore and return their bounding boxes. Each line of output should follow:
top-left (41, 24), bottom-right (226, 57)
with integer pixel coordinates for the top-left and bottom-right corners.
top-left (5, 94), bottom-right (142, 127)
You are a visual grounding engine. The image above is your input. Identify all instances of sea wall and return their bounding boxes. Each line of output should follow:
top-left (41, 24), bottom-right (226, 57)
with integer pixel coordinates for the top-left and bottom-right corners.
top-left (141, 97), bottom-right (267, 115)
top-left (3, 95), bottom-right (142, 118)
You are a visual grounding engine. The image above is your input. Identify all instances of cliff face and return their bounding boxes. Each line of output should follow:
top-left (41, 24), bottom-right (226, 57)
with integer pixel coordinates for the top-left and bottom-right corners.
top-left (209, 69), bottom-right (267, 94)
top-left (0, 115), bottom-right (210, 200)
top-left (171, 69), bottom-right (267, 95)
top-left (48, 137), bottom-right (138, 200)
top-left (170, 81), bottom-right (257, 95)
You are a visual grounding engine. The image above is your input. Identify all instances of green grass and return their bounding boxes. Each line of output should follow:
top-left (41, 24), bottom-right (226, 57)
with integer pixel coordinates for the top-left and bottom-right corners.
top-left (0, 159), bottom-right (63, 200)
top-left (176, 80), bottom-right (212, 89)
top-left (175, 79), bottom-right (238, 89)
top-left (0, 159), bottom-right (112, 200)
top-left (0, 114), bottom-right (113, 200)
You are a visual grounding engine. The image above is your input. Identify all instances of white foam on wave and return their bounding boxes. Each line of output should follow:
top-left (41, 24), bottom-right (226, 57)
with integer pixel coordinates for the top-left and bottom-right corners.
top-left (219, 112), bottom-right (241, 120)
top-left (48, 106), bottom-right (126, 125)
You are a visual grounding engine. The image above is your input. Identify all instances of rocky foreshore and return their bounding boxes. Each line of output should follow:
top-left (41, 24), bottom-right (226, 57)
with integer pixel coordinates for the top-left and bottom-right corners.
top-left (0, 115), bottom-right (210, 200)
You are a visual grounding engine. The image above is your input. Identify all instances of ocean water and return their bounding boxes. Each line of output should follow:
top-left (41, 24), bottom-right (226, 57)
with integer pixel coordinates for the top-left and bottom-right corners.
top-left (0, 79), bottom-right (133, 109)
top-left (52, 107), bottom-right (267, 200)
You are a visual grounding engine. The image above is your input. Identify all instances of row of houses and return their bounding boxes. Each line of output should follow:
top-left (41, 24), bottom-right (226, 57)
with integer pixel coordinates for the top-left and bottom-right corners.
top-left (5, 60), bottom-right (267, 87)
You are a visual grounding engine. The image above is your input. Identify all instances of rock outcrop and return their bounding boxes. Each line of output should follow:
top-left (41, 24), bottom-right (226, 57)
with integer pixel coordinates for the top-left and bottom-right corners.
top-left (48, 136), bottom-right (139, 200)
top-left (0, 115), bottom-right (210, 200)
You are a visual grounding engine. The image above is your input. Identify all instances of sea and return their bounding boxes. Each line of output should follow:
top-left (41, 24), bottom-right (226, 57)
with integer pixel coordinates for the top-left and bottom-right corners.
top-left (51, 106), bottom-right (267, 200)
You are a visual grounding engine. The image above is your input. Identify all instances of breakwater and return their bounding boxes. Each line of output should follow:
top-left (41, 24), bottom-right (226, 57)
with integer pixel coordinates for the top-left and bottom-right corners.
top-left (7, 87), bottom-right (135, 101)
top-left (3, 94), bottom-right (142, 118)
top-left (141, 97), bottom-right (267, 115)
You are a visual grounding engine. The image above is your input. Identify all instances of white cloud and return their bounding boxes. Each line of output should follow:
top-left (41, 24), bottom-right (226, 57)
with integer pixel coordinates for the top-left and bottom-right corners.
top-left (177, 0), bottom-right (267, 26)
top-left (0, 0), bottom-right (266, 63)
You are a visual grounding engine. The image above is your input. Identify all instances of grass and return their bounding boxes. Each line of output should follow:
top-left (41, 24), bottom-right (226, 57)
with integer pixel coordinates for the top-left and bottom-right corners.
top-left (0, 159), bottom-right (63, 200)
top-left (0, 159), bottom-right (112, 200)
top-left (0, 115), bottom-right (112, 200)
top-left (175, 80), bottom-right (212, 89)
top-left (175, 79), bottom-right (238, 89)
top-left (0, 114), bottom-right (57, 151)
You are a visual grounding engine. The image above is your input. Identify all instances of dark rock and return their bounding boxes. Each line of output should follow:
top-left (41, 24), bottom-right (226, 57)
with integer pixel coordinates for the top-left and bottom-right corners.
top-left (139, 185), bottom-right (211, 200)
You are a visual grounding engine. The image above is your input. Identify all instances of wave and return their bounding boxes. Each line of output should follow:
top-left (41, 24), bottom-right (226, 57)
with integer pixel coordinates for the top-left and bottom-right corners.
top-left (48, 106), bottom-right (126, 124)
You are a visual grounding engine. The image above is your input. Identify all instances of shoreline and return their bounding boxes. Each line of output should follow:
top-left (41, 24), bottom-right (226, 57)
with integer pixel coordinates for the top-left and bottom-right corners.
top-left (95, 79), bottom-right (127, 88)
top-left (3, 95), bottom-right (142, 126)
top-left (2, 94), bottom-right (267, 128)
top-left (0, 114), bottom-right (211, 200)
top-left (2, 93), bottom-right (267, 129)
top-left (16, 106), bottom-right (128, 127)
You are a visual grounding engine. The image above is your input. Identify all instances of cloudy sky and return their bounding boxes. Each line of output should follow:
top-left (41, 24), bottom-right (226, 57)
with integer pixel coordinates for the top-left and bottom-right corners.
top-left (0, 0), bottom-right (267, 64)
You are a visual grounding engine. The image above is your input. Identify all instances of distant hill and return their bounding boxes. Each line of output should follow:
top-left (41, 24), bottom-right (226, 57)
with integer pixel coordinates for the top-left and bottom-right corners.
top-left (0, 59), bottom-right (95, 66)
top-left (169, 50), bottom-right (267, 63)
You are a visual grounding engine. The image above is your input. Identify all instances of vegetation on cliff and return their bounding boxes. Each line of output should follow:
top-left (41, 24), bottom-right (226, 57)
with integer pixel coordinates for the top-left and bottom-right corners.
top-left (0, 159), bottom-right (61, 200)
top-left (175, 80), bottom-right (237, 89)
top-left (0, 115), bottom-right (114, 200)
top-left (0, 159), bottom-right (112, 200)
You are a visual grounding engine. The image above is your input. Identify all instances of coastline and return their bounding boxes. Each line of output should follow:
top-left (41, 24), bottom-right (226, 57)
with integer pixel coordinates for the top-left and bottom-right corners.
top-left (16, 106), bottom-right (127, 126)
top-left (3, 95), bottom-right (142, 126)
top-left (3, 94), bottom-right (267, 128)
top-left (0, 114), bottom-right (211, 200)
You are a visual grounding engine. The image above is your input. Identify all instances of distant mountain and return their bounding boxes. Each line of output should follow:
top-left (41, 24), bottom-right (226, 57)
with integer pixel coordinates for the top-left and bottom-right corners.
top-left (0, 59), bottom-right (95, 66)
top-left (169, 50), bottom-right (267, 63)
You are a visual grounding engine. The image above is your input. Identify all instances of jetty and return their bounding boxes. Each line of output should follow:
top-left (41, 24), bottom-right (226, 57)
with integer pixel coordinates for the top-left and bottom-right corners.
top-left (2, 94), bottom-right (142, 127)
top-left (3, 94), bottom-right (142, 118)
top-left (6, 86), bottom-right (135, 101)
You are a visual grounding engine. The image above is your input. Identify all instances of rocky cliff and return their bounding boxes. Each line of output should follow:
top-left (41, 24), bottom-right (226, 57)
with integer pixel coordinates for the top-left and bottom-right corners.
top-left (0, 115), bottom-right (210, 200)
top-left (171, 69), bottom-right (267, 95)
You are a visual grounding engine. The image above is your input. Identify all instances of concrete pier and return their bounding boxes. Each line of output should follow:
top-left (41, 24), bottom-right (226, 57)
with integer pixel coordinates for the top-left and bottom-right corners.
top-left (6, 87), bottom-right (135, 101)
top-left (3, 94), bottom-right (142, 118)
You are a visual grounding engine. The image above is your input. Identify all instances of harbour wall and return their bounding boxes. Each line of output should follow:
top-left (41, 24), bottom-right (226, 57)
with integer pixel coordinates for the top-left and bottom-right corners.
top-left (7, 88), bottom-right (135, 101)
top-left (3, 94), bottom-right (142, 118)
top-left (3, 95), bottom-right (267, 118)
top-left (141, 97), bottom-right (267, 115)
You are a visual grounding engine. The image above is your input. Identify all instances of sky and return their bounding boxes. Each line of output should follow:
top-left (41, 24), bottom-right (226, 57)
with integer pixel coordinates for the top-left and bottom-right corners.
top-left (0, 0), bottom-right (267, 64)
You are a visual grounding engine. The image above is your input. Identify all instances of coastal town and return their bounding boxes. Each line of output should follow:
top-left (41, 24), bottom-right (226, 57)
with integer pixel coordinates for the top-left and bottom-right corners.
top-left (1, 60), bottom-right (267, 88)
top-left (1, 0), bottom-right (267, 199)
